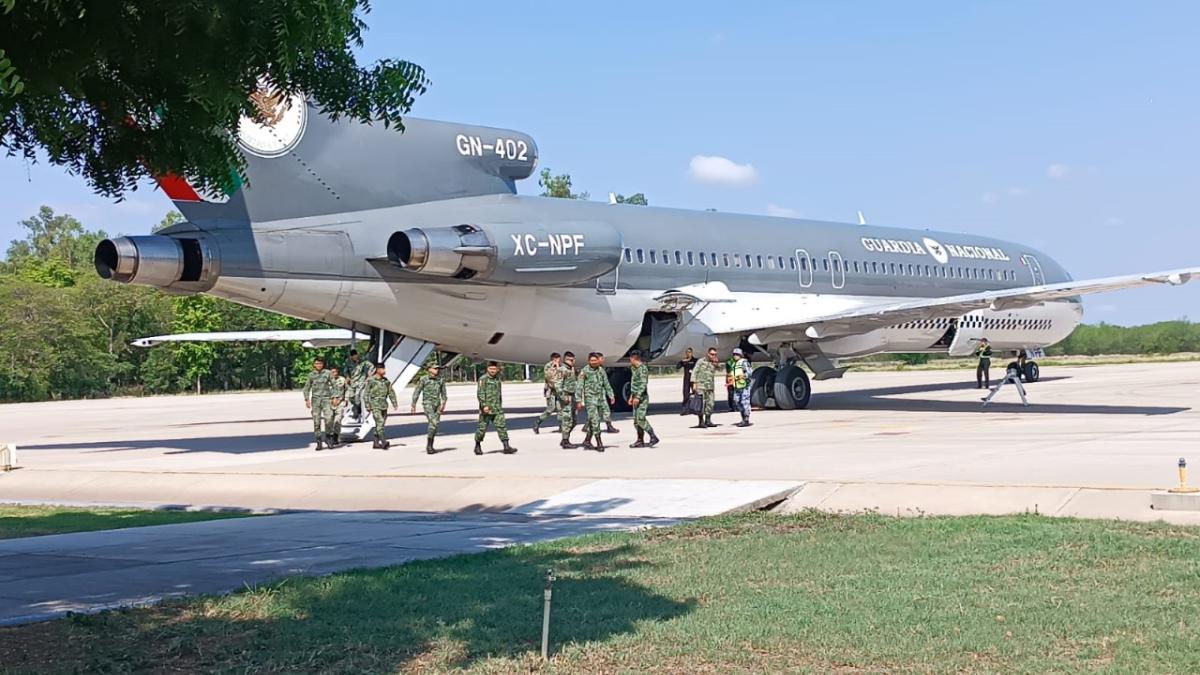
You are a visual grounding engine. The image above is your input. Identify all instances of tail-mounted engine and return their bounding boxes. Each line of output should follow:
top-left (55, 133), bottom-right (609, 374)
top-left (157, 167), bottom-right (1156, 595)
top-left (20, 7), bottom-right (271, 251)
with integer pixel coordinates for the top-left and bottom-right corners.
top-left (387, 222), bottom-right (622, 286)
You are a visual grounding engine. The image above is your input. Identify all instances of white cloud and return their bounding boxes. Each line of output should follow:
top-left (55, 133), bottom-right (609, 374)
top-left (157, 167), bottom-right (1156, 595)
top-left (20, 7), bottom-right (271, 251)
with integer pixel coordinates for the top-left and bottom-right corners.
top-left (688, 155), bottom-right (759, 186)
top-left (1046, 163), bottom-right (1071, 179)
top-left (766, 203), bottom-right (799, 218)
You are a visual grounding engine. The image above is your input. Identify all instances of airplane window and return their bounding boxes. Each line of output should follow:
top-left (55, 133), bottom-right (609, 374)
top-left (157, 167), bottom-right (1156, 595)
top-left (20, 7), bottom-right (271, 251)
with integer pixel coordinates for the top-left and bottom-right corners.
top-left (800, 257), bottom-right (808, 271)
top-left (711, 251), bottom-right (718, 265)
top-left (822, 258), bottom-right (829, 271)
top-left (768, 256), bottom-right (775, 270)
top-left (853, 261), bottom-right (860, 273)
top-left (745, 254), bottom-right (753, 268)
top-left (889, 262), bottom-right (896, 275)
top-left (687, 251), bottom-right (695, 266)
top-left (734, 254), bottom-right (742, 269)
top-left (675, 250), bottom-right (683, 265)
top-left (649, 249), bottom-right (658, 264)
top-left (924, 265), bottom-right (931, 276)
top-left (789, 257), bottom-right (796, 270)
top-left (636, 248), bottom-right (645, 263)
top-left (699, 252), bottom-right (708, 265)
top-left (756, 255), bottom-right (763, 268)
top-left (623, 248), bottom-right (632, 263)
top-left (778, 256), bottom-right (786, 269)
top-left (722, 253), bottom-right (731, 267)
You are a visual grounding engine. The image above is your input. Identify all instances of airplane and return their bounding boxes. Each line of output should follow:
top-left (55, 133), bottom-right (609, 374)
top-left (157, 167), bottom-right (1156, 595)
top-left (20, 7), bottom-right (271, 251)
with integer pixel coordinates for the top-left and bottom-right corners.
top-left (94, 90), bottom-right (1198, 425)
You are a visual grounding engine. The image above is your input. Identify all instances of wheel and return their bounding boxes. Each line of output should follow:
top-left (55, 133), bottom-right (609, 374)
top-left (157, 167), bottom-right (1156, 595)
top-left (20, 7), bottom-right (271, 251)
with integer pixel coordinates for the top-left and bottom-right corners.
top-left (607, 367), bottom-right (632, 412)
top-left (1023, 361), bottom-right (1040, 383)
top-left (750, 366), bottom-right (776, 408)
top-left (1006, 361), bottom-right (1023, 380)
top-left (772, 365), bottom-right (811, 410)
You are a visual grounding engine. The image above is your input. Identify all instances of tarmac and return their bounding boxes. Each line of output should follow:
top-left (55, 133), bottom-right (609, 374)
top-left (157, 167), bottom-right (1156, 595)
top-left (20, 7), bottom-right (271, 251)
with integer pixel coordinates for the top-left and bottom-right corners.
top-left (2, 361), bottom-right (1199, 624)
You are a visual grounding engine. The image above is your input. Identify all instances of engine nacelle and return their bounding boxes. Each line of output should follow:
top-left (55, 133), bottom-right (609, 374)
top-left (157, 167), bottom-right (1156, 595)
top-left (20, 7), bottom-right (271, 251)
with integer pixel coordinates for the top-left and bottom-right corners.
top-left (94, 234), bottom-right (220, 291)
top-left (388, 221), bottom-right (622, 286)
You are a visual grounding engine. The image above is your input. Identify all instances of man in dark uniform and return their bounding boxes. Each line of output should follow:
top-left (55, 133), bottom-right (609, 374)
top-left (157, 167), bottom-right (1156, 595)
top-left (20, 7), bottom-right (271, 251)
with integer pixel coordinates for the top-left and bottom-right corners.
top-left (676, 347), bottom-right (697, 414)
top-left (975, 338), bottom-right (993, 389)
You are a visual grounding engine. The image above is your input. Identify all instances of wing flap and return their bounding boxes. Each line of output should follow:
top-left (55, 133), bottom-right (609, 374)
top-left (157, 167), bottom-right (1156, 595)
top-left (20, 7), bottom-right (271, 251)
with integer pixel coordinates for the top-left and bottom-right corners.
top-left (131, 329), bottom-right (369, 348)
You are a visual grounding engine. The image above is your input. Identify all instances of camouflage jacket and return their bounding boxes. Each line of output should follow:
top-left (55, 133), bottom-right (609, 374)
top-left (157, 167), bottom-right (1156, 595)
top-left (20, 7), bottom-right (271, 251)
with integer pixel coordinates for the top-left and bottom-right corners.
top-left (630, 363), bottom-right (650, 400)
top-left (692, 358), bottom-right (716, 392)
top-left (303, 369), bottom-right (332, 401)
top-left (576, 365), bottom-right (613, 405)
top-left (329, 375), bottom-right (348, 401)
top-left (559, 366), bottom-right (579, 404)
top-left (346, 359), bottom-right (373, 386)
top-left (412, 373), bottom-right (447, 407)
top-left (364, 376), bottom-right (397, 410)
top-left (543, 361), bottom-right (564, 394)
top-left (477, 373), bottom-right (503, 411)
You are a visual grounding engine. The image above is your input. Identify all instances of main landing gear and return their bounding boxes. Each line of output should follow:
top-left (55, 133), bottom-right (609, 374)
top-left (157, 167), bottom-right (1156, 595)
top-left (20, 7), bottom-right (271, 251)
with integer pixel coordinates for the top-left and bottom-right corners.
top-left (1005, 360), bottom-right (1041, 383)
top-left (748, 364), bottom-right (812, 410)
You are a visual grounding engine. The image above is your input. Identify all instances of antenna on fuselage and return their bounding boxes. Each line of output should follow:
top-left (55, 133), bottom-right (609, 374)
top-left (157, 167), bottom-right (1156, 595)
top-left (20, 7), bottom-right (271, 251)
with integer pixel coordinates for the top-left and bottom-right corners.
top-left (857, 210), bottom-right (868, 225)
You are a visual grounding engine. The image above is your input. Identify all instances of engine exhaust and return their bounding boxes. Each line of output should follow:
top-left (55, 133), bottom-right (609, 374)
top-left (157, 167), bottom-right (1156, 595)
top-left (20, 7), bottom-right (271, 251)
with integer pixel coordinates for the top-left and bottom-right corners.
top-left (94, 235), bottom-right (218, 289)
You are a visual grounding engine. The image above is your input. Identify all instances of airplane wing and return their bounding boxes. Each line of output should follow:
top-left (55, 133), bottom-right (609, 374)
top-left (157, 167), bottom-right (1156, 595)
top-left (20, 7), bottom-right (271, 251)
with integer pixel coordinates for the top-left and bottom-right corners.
top-left (131, 329), bottom-right (370, 348)
top-left (706, 267), bottom-right (1200, 342)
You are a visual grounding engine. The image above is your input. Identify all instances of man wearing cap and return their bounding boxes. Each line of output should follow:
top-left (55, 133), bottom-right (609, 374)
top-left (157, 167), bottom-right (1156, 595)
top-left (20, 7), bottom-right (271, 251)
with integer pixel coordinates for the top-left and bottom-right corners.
top-left (557, 352), bottom-right (581, 448)
top-left (411, 361), bottom-right (447, 454)
top-left (345, 349), bottom-right (374, 420)
top-left (533, 352), bottom-right (564, 435)
top-left (627, 350), bottom-right (660, 448)
top-left (975, 338), bottom-right (993, 389)
top-left (691, 347), bottom-right (719, 428)
top-left (364, 362), bottom-right (398, 450)
top-left (302, 357), bottom-right (335, 451)
top-left (730, 348), bottom-right (754, 427)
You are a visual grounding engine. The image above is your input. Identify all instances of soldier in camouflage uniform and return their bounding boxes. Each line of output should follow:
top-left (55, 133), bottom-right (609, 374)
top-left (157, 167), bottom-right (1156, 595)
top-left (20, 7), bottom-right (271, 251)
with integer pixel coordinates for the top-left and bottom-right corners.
top-left (302, 357), bottom-right (335, 451)
top-left (411, 362), bottom-right (447, 455)
top-left (575, 352), bottom-right (615, 451)
top-left (597, 353), bottom-right (619, 434)
top-left (345, 349), bottom-right (374, 421)
top-left (557, 351), bottom-right (580, 448)
top-left (627, 350), bottom-right (660, 448)
top-left (364, 363), bottom-right (398, 450)
top-left (532, 352), bottom-right (564, 435)
top-left (475, 361), bottom-right (517, 455)
top-left (691, 347), bottom-right (719, 428)
top-left (328, 365), bottom-right (348, 447)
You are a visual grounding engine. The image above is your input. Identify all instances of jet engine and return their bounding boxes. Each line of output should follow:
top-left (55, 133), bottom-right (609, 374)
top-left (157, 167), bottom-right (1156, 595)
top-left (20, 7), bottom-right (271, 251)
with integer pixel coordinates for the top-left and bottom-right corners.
top-left (387, 222), bottom-right (622, 286)
top-left (94, 234), bottom-right (220, 291)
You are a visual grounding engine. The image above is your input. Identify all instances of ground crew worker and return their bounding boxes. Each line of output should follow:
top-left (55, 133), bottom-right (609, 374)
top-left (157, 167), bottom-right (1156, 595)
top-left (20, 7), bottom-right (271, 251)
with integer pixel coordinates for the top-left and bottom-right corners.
top-left (558, 351), bottom-right (580, 448)
top-left (346, 349), bottom-right (373, 420)
top-left (328, 365), bottom-right (348, 446)
top-left (677, 347), bottom-right (697, 413)
top-left (410, 362), bottom-right (447, 454)
top-left (533, 352), bottom-right (564, 435)
top-left (975, 338), bottom-right (993, 389)
top-left (302, 357), bottom-right (335, 451)
top-left (627, 350), bottom-right (660, 448)
top-left (576, 352), bottom-right (614, 451)
top-left (475, 361), bottom-right (517, 455)
top-left (725, 352), bottom-right (739, 412)
top-left (597, 352), bottom-right (619, 434)
top-left (364, 363), bottom-right (398, 450)
top-left (691, 347), bottom-right (719, 428)
top-left (731, 348), bottom-right (753, 427)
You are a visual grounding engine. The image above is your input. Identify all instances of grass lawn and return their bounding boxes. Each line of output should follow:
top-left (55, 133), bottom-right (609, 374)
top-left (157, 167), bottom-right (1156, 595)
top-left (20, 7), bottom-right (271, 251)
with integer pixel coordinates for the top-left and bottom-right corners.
top-left (0, 504), bottom-right (251, 540)
top-left (2, 511), bottom-right (1198, 673)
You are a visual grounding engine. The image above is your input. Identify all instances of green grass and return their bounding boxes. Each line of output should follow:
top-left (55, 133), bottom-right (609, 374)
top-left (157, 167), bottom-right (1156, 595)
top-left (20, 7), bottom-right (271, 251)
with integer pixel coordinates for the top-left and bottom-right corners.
top-left (0, 504), bottom-right (251, 540)
top-left (2, 512), bottom-right (1199, 673)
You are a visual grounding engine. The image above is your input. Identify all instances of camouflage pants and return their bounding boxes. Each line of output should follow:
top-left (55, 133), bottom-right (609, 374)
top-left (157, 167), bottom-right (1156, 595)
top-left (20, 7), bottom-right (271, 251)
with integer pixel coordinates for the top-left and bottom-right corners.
top-left (370, 408), bottom-right (389, 441)
top-left (423, 402), bottom-right (442, 438)
top-left (584, 402), bottom-right (606, 435)
top-left (536, 390), bottom-right (559, 424)
top-left (558, 396), bottom-right (575, 441)
top-left (700, 389), bottom-right (715, 418)
top-left (349, 383), bottom-right (366, 417)
top-left (734, 388), bottom-right (751, 419)
top-left (633, 396), bottom-right (654, 434)
top-left (602, 399), bottom-right (612, 422)
top-left (332, 399), bottom-right (347, 437)
top-left (475, 411), bottom-right (509, 442)
top-left (310, 397), bottom-right (333, 440)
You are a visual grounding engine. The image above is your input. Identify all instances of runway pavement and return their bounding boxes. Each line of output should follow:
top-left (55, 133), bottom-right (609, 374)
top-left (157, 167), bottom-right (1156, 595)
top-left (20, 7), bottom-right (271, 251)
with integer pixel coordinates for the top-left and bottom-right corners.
top-left (3, 361), bottom-right (1199, 522)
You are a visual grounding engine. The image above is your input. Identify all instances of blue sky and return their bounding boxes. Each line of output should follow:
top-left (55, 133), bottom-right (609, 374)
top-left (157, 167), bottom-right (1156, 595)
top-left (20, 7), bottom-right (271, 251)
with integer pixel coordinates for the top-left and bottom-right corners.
top-left (2, 1), bottom-right (1197, 324)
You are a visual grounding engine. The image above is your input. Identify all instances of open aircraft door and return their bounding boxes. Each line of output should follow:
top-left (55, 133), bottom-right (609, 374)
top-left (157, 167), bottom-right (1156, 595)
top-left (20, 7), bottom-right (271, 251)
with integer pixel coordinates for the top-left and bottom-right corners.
top-left (947, 313), bottom-right (985, 356)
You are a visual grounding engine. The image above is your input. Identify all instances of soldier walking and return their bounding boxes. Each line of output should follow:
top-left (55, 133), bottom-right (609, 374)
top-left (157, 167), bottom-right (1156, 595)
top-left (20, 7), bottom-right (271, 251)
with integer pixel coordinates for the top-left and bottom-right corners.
top-left (328, 365), bottom-right (348, 446)
top-left (627, 350), bottom-right (660, 448)
top-left (475, 361), bottom-right (517, 455)
top-left (302, 357), bottom-right (335, 451)
top-left (346, 349), bottom-right (373, 420)
top-left (597, 352), bottom-right (619, 434)
top-left (730, 348), bottom-right (753, 427)
top-left (676, 347), bottom-right (697, 414)
top-left (532, 352), bottom-right (564, 435)
top-left (410, 362), bottom-right (447, 454)
top-left (364, 363), bottom-right (398, 450)
top-left (691, 347), bottom-right (719, 428)
top-left (557, 351), bottom-right (580, 448)
top-left (576, 352), bottom-right (614, 451)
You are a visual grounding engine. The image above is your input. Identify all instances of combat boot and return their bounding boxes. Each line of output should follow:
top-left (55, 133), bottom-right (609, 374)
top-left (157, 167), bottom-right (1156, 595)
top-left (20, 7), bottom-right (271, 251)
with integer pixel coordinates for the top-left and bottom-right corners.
top-left (371, 438), bottom-right (382, 449)
top-left (532, 418), bottom-right (540, 435)
top-left (581, 433), bottom-right (594, 450)
top-left (648, 432), bottom-right (660, 448)
top-left (474, 441), bottom-right (483, 456)
top-left (594, 432), bottom-right (605, 452)
top-left (326, 433), bottom-right (338, 449)
top-left (426, 436), bottom-right (435, 454)
top-left (629, 429), bottom-right (646, 448)
top-left (560, 439), bottom-right (577, 449)
top-left (502, 440), bottom-right (518, 454)
top-left (704, 415), bottom-right (717, 428)
top-left (694, 414), bottom-right (705, 429)
top-left (379, 439), bottom-right (390, 450)
top-left (605, 421), bottom-right (619, 434)
top-left (315, 438), bottom-right (325, 452)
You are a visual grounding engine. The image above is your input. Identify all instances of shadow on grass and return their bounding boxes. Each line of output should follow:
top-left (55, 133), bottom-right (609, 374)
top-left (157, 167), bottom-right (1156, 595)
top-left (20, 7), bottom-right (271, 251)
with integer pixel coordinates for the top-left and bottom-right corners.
top-left (0, 507), bottom-right (250, 540)
top-left (4, 539), bottom-right (694, 672)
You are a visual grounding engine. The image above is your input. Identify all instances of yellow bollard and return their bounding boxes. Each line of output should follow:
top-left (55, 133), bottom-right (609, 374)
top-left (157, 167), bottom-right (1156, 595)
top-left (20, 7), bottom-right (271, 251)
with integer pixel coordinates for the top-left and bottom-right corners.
top-left (1168, 458), bottom-right (1200, 494)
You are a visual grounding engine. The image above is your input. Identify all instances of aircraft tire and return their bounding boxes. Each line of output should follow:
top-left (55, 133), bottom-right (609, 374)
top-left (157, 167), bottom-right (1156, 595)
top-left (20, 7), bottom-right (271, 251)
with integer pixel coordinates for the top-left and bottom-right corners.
top-left (773, 365), bottom-right (811, 410)
top-left (1006, 362), bottom-right (1023, 380)
top-left (607, 367), bottom-right (633, 413)
top-left (1023, 361), bottom-right (1040, 383)
top-left (750, 366), bottom-right (776, 408)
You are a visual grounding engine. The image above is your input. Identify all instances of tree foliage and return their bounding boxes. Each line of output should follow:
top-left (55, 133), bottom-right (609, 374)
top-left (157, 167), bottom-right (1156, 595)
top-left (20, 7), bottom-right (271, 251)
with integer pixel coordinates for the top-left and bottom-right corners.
top-left (538, 168), bottom-right (588, 200)
top-left (614, 192), bottom-right (648, 205)
top-left (0, 1), bottom-right (429, 199)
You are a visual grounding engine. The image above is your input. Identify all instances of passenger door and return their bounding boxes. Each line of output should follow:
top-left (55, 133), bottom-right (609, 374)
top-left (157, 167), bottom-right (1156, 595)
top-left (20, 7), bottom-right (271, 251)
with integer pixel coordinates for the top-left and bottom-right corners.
top-left (1021, 254), bottom-right (1045, 286)
top-left (795, 248), bottom-right (812, 288)
top-left (828, 251), bottom-right (845, 290)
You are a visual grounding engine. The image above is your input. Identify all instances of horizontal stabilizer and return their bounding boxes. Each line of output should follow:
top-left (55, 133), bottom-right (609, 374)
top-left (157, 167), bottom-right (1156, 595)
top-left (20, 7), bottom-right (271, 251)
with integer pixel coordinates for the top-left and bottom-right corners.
top-left (132, 329), bottom-right (369, 348)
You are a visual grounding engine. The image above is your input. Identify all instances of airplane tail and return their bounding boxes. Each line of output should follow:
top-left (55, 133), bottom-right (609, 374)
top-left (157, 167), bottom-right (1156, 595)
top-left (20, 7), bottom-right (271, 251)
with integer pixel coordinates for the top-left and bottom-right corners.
top-left (157, 101), bottom-right (538, 224)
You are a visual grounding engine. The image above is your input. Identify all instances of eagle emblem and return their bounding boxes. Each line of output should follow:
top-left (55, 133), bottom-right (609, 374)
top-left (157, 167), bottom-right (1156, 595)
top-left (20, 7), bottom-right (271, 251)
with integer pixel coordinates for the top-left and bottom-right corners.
top-left (249, 87), bottom-right (289, 127)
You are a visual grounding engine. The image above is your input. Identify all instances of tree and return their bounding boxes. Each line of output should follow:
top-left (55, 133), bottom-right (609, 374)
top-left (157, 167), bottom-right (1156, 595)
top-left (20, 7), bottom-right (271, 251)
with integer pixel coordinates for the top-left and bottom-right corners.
top-left (153, 211), bottom-right (185, 233)
top-left (614, 193), bottom-right (648, 206)
top-left (170, 295), bottom-right (222, 394)
top-left (0, 2), bottom-right (429, 199)
top-left (538, 168), bottom-right (588, 200)
top-left (5, 206), bottom-right (104, 270)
